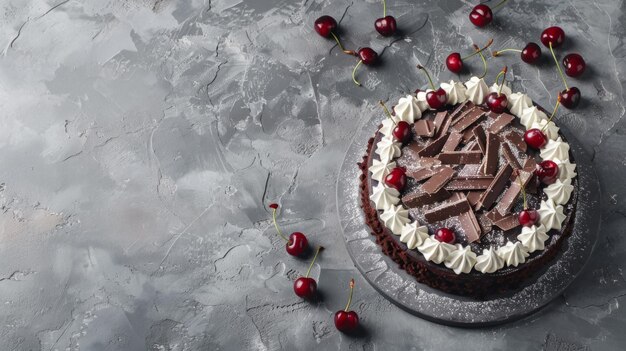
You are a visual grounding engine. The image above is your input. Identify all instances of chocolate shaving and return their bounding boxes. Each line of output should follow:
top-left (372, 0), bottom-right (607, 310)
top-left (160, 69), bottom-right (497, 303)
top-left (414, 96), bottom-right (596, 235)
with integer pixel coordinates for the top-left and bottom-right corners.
top-left (472, 125), bottom-right (487, 154)
top-left (495, 170), bottom-right (532, 216)
top-left (505, 132), bottom-right (527, 153)
top-left (437, 151), bottom-right (483, 165)
top-left (423, 195), bottom-right (470, 222)
top-left (452, 108), bottom-right (486, 132)
top-left (418, 133), bottom-right (450, 157)
top-left (433, 111), bottom-right (451, 136)
top-left (406, 165), bottom-right (444, 181)
top-left (476, 164), bottom-right (513, 210)
top-left (482, 132), bottom-right (500, 176)
top-left (449, 101), bottom-right (472, 123)
top-left (493, 214), bottom-right (520, 231)
top-left (421, 167), bottom-right (456, 194)
top-left (442, 132), bottom-right (463, 152)
top-left (487, 113), bottom-right (515, 134)
top-left (402, 188), bottom-right (451, 208)
top-left (459, 210), bottom-right (481, 243)
top-left (445, 176), bottom-right (494, 190)
top-left (466, 191), bottom-right (483, 206)
top-left (523, 157), bottom-right (537, 173)
top-left (501, 142), bottom-right (521, 169)
top-left (462, 127), bottom-right (476, 142)
top-left (414, 119), bottom-right (435, 137)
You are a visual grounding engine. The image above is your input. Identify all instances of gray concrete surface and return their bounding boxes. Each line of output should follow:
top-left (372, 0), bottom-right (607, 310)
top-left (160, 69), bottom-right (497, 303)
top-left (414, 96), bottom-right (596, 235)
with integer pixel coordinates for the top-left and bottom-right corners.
top-left (0, 0), bottom-right (624, 350)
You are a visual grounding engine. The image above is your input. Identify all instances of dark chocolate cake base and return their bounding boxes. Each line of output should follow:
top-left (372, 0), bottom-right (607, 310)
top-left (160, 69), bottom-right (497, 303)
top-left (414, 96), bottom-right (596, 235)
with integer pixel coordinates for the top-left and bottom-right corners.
top-left (358, 134), bottom-right (578, 298)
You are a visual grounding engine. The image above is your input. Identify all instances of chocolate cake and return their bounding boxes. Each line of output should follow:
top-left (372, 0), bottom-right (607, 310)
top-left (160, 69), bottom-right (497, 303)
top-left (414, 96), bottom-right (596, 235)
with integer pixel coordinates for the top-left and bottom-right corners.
top-left (358, 79), bottom-right (578, 298)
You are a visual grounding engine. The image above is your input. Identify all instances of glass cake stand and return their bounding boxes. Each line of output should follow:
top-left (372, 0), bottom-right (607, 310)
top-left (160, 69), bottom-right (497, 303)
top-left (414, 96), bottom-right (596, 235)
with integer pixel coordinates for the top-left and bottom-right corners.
top-left (335, 111), bottom-right (601, 327)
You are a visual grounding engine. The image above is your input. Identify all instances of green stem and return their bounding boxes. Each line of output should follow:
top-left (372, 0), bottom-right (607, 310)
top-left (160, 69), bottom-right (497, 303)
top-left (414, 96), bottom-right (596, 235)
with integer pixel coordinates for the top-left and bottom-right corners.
top-left (344, 279), bottom-right (355, 311)
top-left (477, 49), bottom-right (488, 79)
top-left (379, 101), bottom-right (396, 125)
top-left (352, 60), bottom-right (363, 86)
top-left (492, 0), bottom-right (508, 11)
top-left (272, 208), bottom-right (289, 242)
top-left (305, 246), bottom-right (324, 278)
top-left (462, 38), bottom-right (493, 60)
top-left (417, 65), bottom-right (435, 90)
top-left (549, 42), bottom-right (569, 89)
top-left (497, 67), bottom-right (507, 95)
top-left (382, 0), bottom-right (387, 17)
top-left (330, 32), bottom-right (348, 54)
top-left (541, 99), bottom-right (561, 132)
top-left (492, 48), bottom-right (522, 57)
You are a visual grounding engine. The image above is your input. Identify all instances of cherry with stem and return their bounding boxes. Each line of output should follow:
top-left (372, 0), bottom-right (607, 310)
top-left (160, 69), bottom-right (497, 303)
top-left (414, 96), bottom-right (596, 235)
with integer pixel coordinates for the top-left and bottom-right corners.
top-left (293, 246), bottom-right (324, 299)
top-left (524, 97), bottom-right (561, 150)
top-left (379, 100), bottom-right (411, 143)
top-left (352, 48), bottom-right (379, 86)
top-left (492, 42), bottom-right (542, 64)
top-left (446, 39), bottom-right (493, 73)
top-left (416, 65), bottom-right (447, 109)
top-left (472, 44), bottom-right (489, 79)
top-left (334, 279), bottom-right (359, 332)
top-left (270, 203), bottom-right (309, 257)
top-left (486, 66), bottom-right (509, 113)
top-left (517, 173), bottom-right (539, 227)
top-left (375, 0), bottom-right (397, 37)
top-left (548, 42), bottom-right (580, 109)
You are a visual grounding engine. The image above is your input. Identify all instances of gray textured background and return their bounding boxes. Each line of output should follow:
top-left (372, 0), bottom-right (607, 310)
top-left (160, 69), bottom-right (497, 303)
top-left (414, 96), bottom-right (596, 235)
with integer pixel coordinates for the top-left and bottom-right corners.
top-left (0, 0), bottom-right (624, 350)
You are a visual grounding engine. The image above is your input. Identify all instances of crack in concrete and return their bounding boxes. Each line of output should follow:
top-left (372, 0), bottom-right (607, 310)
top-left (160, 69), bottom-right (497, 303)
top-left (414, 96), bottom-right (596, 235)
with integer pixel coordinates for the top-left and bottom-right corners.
top-left (8, 19), bottom-right (29, 50)
top-left (564, 292), bottom-right (626, 309)
top-left (379, 14), bottom-right (430, 58)
top-left (36, 0), bottom-right (70, 20)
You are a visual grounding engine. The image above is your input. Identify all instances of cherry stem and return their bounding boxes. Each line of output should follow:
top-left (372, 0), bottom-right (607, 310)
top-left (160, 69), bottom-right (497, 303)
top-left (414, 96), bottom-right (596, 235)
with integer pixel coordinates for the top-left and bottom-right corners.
top-left (417, 65), bottom-right (436, 90)
top-left (492, 0), bottom-right (508, 11)
top-left (473, 45), bottom-right (488, 79)
top-left (344, 279), bottom-right (355, 311)
top-left (305, 246), bottom-right (324, 278)
top-left (382, 0), bottom-right (387, 17)
top-left (352, 60), bottom-right (363, 86)
top-left (462, 38), bottom-right (494, 60)
top-left (330, 32), bottom-right (355, 56)
top-left (517, 174), bottom-right (527, 209)
top-left (497, 66), bottom-right (507, 95)
top-left (379, 100), bottom-right (396, 125)
top-left (549, 42), bottom-right (569, 89)
top-left (272, 208), bottom-right (289, 243)
top-left (492, 48), bottom-right (522, 57)
top-left (541, 97), bottom-right (561, 132)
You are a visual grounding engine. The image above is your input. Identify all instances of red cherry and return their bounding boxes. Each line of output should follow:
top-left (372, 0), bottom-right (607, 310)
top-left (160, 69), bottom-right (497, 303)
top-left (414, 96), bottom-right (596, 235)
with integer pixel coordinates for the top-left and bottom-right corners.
top-left (486, 92), bottom-right (508, 113)
top-left (269, 203), bottom-right (279, 209)
top-left (375, 16), bottom-right (397, 37)
top-left (286, 232), bottom-right (309, 256)
top-left (314, 16), bottom-right (337, 38)
top-left (435, 228), bottom-right (455, 244)
top-left (535, 160), bottom-right (559, 184)
top-left (294, 246), bottom-right (324, 299)
top-left (426, 88), bottom-right (447, 110)
top-left (541, 26), bottom-right (565, 48)
top-left (294, 277), bottom-right (317, 299)
top-left (559, 87), bottom-right (581, 109)
top-left (335, 279), bottom-right (359, 332)
top-left (523, 128), bottom-right (547, 150)
top-left (521, 42), bottom-right (542, 64)
top-left (392, 121), bottom-right (411, 143)
top-left (469, 4), bottom-right (493, 27)
top-left (446, 53), bottom-right (463, 73)
top-left (563, 53), bottom-right (586, 77)
top-left (358, 47), bottom-right (378, 65)
top-left (384, 167), bottom-right (406, 191)
top-left (335, 311), bottom-right (359, 332)
top-left (518, 209), bottom-right (539, 227)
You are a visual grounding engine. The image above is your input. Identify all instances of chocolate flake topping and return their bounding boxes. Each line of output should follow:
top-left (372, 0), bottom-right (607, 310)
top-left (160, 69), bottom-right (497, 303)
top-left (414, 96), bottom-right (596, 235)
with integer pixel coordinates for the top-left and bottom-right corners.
top-left (423, 195), bottom-right (470, 222)
top-left (482, 132), bottom-right (500, 176)
top-left (414, 119), bottom-right (435, 137)
top-left (402, 188), bottom-right (451, 208)
top-left (476, 163), bottom-right (513, 210)
top-left (418, 133), bottom-right (450, 157)
top-left (438, 151), bottom-right (483, 164)
top-left (487, 113), bottom-right (515, 134)
top-left (421, 166), bottom-right (456, 194)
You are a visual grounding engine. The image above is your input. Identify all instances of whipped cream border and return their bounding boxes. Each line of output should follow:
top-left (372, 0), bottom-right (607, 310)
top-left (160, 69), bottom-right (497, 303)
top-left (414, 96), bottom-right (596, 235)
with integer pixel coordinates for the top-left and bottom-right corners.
top-left (368, 78), bottom-right (577, 274)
